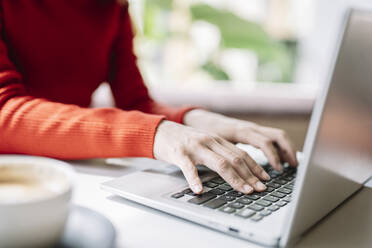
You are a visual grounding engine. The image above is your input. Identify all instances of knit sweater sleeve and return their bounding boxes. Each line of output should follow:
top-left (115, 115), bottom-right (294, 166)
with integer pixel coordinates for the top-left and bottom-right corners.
top-left (0, 12), bottom-right (164, 159)
top-left (108, 5), bottom-right (196, 124)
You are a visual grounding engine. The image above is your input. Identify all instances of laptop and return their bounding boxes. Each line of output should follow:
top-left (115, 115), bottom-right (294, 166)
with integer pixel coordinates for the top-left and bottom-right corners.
top-left (101, 8), bottom-right (372, 247)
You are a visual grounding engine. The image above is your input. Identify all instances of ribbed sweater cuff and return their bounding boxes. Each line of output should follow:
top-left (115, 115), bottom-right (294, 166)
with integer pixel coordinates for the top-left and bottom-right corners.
top-left (111, 111), bottom-right (165, 158)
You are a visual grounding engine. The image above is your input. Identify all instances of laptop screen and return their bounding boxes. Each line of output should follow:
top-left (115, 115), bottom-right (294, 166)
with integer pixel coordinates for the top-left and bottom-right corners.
top-left (312, 9), bottom-right (372, 184)
top-left (282, 9), bottom-right (372, 246)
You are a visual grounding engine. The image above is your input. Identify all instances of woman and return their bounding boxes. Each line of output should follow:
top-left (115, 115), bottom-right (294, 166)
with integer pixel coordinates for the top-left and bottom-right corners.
top-left (0, 1), bottom-right (297, 194)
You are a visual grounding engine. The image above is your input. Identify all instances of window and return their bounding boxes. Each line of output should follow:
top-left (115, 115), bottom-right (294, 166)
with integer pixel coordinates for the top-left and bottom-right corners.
top-left (126, 0), bottom-right (319, 113)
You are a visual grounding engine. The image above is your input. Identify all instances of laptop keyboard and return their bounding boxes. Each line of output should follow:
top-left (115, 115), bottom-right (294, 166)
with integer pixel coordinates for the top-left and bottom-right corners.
top-left (171, 164), bottom-right (296, 222)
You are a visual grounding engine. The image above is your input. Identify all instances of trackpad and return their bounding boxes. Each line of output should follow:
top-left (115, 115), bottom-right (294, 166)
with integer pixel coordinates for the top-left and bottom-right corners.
top-left (144, 165), bottom-right (213, 179)
top-left (101, 166), bottom-right (214, 198)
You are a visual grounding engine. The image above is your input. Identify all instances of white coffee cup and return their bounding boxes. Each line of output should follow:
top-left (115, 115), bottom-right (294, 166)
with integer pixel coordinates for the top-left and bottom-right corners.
top-left (0, 155), bottom-right (75, 248)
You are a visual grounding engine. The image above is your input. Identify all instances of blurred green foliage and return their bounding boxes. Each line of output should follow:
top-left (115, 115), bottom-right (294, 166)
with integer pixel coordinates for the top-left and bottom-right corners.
top-left (202, 61), bottom-right (230, 81)
top-left (142, 0), bottom-right (297, 83)
top-left (143, 0), bottom-right (169, 40)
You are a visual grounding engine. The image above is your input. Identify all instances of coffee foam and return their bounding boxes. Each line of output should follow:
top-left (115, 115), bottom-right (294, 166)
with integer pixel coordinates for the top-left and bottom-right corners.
top-left (0, 164), bottom-right (70, 204)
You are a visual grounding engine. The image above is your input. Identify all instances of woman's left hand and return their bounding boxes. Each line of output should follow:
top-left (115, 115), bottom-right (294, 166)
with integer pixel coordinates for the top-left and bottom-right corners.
top-left (184, 109), bottom-right (299, 172)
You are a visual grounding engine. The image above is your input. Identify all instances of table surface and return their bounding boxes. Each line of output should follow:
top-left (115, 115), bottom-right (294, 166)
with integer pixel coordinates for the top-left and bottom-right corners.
top-left (71, 159), bottom-right (372, 248)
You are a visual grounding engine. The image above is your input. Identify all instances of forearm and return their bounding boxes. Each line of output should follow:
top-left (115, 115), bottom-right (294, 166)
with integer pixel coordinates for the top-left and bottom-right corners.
top-left (0, 91), bottom-right (164, 159)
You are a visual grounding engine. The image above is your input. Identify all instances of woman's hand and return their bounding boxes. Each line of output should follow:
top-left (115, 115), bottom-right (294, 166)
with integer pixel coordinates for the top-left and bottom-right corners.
top-left (153, 120), bottom-right (270, 194)
top-left (183, 109), bottom-right (299, 172)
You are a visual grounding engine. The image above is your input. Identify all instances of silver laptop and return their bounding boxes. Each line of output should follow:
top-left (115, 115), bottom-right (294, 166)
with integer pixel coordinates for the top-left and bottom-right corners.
top-left (101, 8), bottom-right (372, 247)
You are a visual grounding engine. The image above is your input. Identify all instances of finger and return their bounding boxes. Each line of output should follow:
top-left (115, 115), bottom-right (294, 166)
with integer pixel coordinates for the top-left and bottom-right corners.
top-left (276, 143), bottom-right (288, 163)
top-left (275, 137), bottom-right (298, 167)
top-left (275, 143), bottom-right (294, 166)
top-left (246, 132), bottom-right (283, 172)
top-left (215, 137), bottom-right (270, 182)
top-left (257, 127), bottom-right (298, 167)
top-left (241, 150), bottom-right (271, 181)
top-left (208, 138), bottom-right (267, 191)
top-left (178, 155), bottom-right (203, 194)
top-left (196, 147), bottom-right (254, 194)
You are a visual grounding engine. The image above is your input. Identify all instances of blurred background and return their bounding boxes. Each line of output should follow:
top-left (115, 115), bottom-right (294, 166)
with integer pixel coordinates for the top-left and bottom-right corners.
top-left (93, 0), bottom-right (367, 151)
top-left (134, 0), bottom-right (301, 85)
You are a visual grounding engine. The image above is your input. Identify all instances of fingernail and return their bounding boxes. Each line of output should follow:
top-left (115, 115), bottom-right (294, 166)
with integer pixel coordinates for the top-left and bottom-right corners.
top-left (243, 184), bottom-right (254, 194)
top-left (255, 181), bottom-right (267, 191)
top-left (261, 171), bottom-right (270, 180)
top-left (194, 185), bottom-right (202, 193)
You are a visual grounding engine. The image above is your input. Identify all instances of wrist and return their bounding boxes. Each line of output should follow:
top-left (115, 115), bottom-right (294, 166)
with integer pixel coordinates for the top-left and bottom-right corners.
top-left (153, 120), bottom-right (183, 160)
top-left (183, 109), bottom-right (209, 126)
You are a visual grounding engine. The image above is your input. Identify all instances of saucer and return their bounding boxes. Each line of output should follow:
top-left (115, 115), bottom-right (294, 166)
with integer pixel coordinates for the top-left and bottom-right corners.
top-left (55, 205), bottom-right (116, 248)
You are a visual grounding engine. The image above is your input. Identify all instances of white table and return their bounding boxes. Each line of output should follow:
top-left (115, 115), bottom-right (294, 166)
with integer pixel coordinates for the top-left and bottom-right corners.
top-left (71, 159), bottom-right (372, 248)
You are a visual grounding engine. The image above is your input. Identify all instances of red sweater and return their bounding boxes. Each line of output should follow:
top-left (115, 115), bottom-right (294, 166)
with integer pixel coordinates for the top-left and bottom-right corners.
top-left (0, 1), bottom-right (193, 159)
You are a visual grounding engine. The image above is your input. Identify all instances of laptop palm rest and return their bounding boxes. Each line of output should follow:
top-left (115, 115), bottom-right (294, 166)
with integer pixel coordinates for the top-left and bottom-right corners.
top-left (102, 166), bottom-right (214, 198)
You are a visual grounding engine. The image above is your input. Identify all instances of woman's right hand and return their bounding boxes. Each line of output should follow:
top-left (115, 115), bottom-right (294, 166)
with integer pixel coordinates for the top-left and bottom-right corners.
top-left (153, 120), bottom-right (270, 194)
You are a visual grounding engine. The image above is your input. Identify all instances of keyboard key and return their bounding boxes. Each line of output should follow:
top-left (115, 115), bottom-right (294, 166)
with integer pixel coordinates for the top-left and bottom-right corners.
top-left (204, 198), bottom-right (227, 209)
top-left (281, 173), bottom-right (291, 179)
top-left (254, 191), bottom-right (268, 197)
top-left (284, 184), bottom-right (293, 190)
top-left (263, 195), bottom-right (279, 202)
top-left (171, 193), bottom-right (184, 199)
top-left (226, 190), bottom-right (244, 197)
top-left (228, 202), bottom-right (244, 209)
top-left (181, 188), bottom-right (192, 194)
top-left (268, 205), bottom-right (280, 211)
top-left (259, 209), bottom-right (272, 216)
top-left (273, 179), bottom-right (287, 185)
top-left (219, 195), bottom-right (236, 202)
top-left (220, 206), bottom-right (236, 214)
top-left (279, 176), bottom-right (291, 182)
top-left (256, 199), bottom-right (271, 207)
top-left (265, 178), bottom-right (274, 183)
top-left (244, 194), bottom-right (260, 200)
top-left (208, 188), bottom-right (225, 195)
top-left (265, 187), bottom-right (275, 192)
top-left (286, 176), bottom-right (294, 181)
top-left (211, 177), bottom-right (225, 184)
top-left (276, 201), bottom-right (287, 207)
top-left (278, 188), bottom-right (292, 194)
top-left (251, 214), bottom-right (263, 222)
top-left (268, 170), bottom-right (282, 178)
top-left (248, 204), bottom-right (264, 211)
top-left (188, 192), bottom-right (216, 205)
top-left (282, 196), bottom-right (291, 202)
top-left (266, 182), bottom-right (281, 189)
top-left (204, 182), bottom-right (218, 188)
top-left (237, 198), bottom-right (253, 205)
top-left (271, 192), bottom-right (286, 198)
top-left (218, 184), bottom-right (233, 191)
top-left (182, 188), bottom-right (197, 196)
top-left (235, 209), bottom-right (255, 218)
